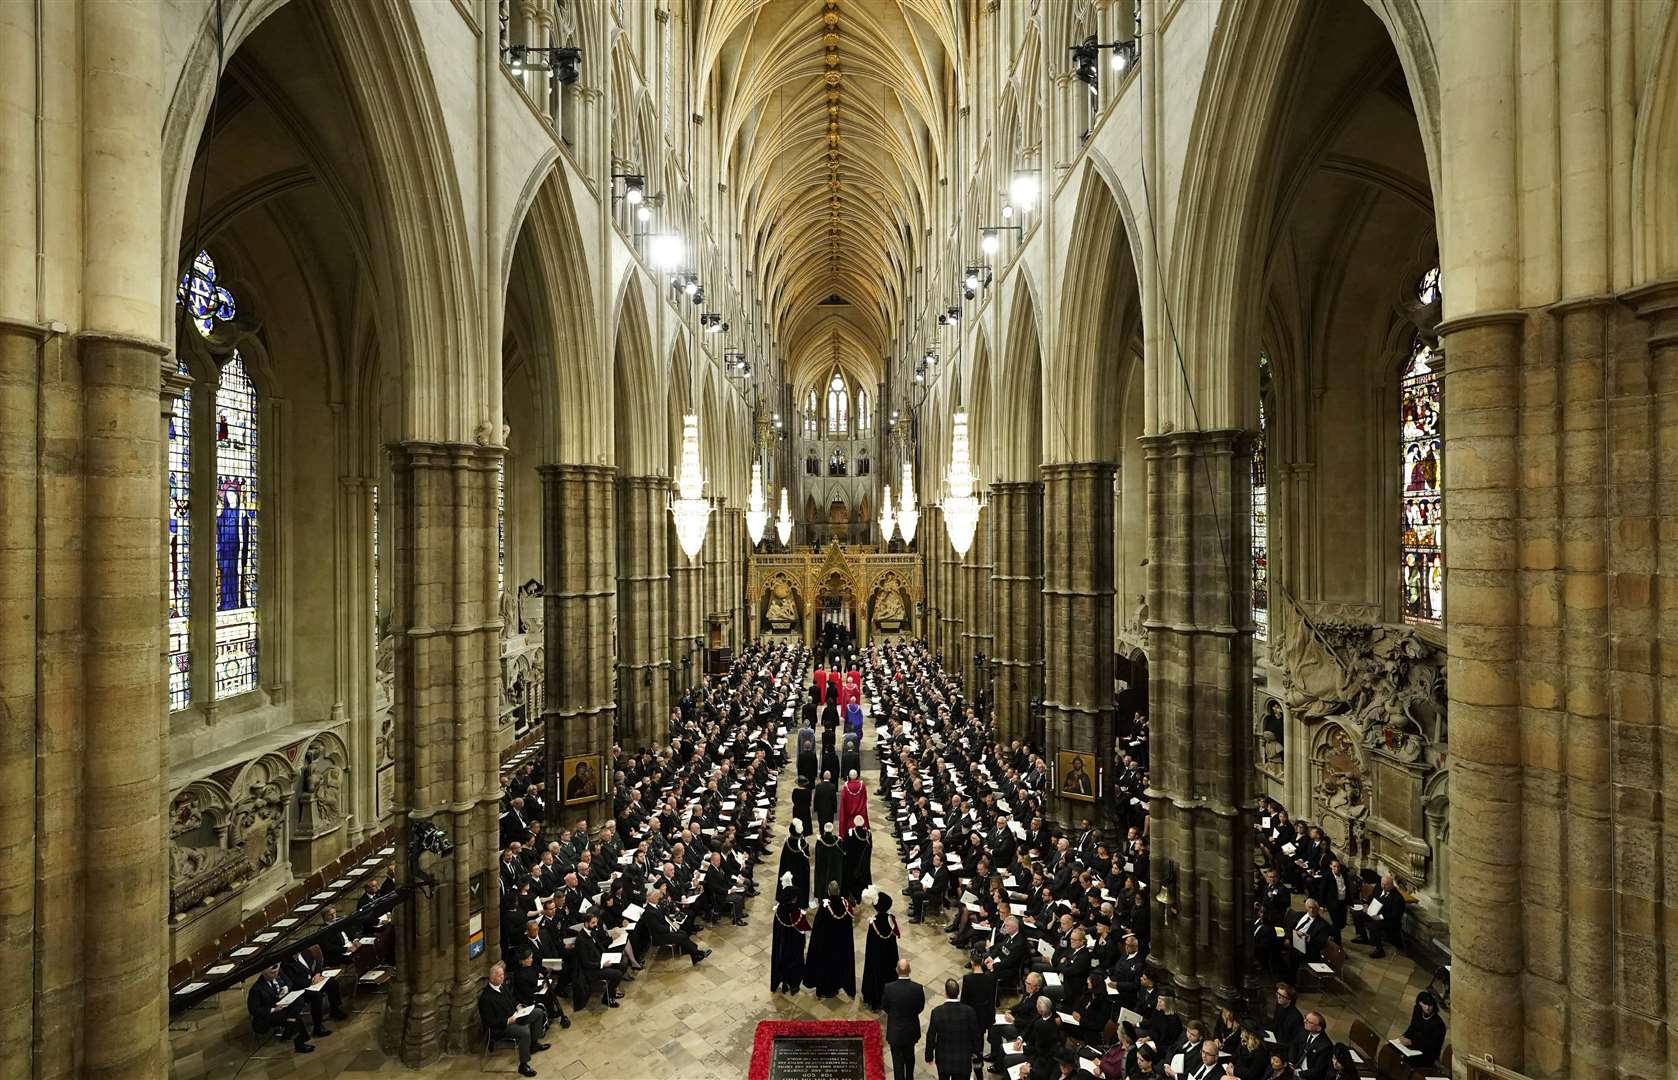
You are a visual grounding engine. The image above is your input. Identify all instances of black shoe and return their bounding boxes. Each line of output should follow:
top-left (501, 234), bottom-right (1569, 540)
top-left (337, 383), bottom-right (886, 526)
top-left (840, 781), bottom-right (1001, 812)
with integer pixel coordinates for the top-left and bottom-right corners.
top-left (519, 1065), bottom-right (538, 1077)
top-left (605, 998), bottom-right (620, 1008)
top-left (631, 962), bottom-right (645, 971)
top-left (1371, 948), bottom-right (1387, 959)
top-left (295, 1042), bottom-right (315, 1054)
top-left (559, 1015), bottom-right (571, 1029)
top-left (909, 916), bottom-right (923, 925)
top-left (693, 949), bottom-right (712, 965)
top-left (312, 1026), bottom-right (332, 1037)
top-left (534, 1042), bottom-right (552, 1052)
top-left (942, 922), bottom-right (958, 933)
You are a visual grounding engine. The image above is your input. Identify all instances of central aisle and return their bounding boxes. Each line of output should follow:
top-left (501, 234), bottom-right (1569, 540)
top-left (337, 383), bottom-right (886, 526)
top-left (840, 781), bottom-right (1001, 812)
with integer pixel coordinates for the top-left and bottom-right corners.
top-left (519, 688), bottom-right (972, 1080)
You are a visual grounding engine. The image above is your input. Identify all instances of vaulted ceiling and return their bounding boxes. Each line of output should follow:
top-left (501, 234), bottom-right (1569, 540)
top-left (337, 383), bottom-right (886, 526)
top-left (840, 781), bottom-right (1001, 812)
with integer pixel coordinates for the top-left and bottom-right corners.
top-left (697, 0), bottom-right (962, 395)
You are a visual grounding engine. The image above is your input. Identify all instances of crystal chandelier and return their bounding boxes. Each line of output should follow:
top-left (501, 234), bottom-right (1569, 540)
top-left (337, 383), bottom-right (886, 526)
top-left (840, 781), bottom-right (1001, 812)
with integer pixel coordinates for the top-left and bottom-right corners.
top-left (943, 408), bottom-right (981, 557)
top-left (897, 461), bottom-right (919, 544)
top-left (775, 487), bottom-right (793, 547)
top-left (670, 413), bottom-right (711, 560)
top-left (878, 484), bottom-right (896, 542)
top-left (745, 459), bottom-right (769, 546)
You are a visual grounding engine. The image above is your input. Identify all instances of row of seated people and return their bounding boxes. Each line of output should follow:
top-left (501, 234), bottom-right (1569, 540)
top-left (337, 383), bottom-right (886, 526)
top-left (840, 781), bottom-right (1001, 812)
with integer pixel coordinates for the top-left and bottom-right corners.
top-left (479, 642), bottom-right (804, 1075)
top-left (244, 877), bottom-right (396, 1055)
top-left (867, 641), bottom-right (1445, 1080)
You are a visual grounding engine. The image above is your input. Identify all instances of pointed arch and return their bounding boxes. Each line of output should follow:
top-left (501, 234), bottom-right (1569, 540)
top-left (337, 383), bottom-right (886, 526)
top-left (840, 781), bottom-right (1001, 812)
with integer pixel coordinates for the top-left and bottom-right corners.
top-left (612, 273), bottom-right (661, 475)
top-left (998, 283), bottom-right (1045, 482)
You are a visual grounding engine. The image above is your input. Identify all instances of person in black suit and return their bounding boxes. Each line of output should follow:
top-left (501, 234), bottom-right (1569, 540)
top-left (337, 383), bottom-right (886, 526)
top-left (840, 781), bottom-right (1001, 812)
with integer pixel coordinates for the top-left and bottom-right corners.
top-left (1290, 1012), bottom-right (1331, 1080)
top-left (511, 947), bottom-right (571, 1030)
top-left (281, 945), bottom-right (346, 1029)
top-left (985, 916), bottom-right (1026, 988)
top-left (880, 960), bottom-right (927, 1080)
top-left (571, 912), bottom-right (626, 1010)
top-left (925, 978), bottom-right (982, 1080)
top-left (246, 963), bottom-right (313, 1053)
top-left (478, 961), bottom-right (548, 1077)
top-left (814, 771), bottom-right (839, 829)
top-left (958, 951), bottom-right (997, 1031)
top-left (318, 907), bottom-right (361, 968)
top-left (1272, 983), bottom-right (1305, 1057)
top-left (1352, 874), bottom-right (1406, 958)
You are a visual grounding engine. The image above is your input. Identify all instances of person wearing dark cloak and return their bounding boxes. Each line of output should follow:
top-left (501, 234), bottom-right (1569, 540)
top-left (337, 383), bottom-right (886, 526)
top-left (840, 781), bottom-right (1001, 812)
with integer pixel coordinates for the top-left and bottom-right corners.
top-left (791, 776), bottom-right (814, 836)
top-left (858, 887), bottom-right (901, 1011)
top-left (843, 814), bottom-right (873, 901)
top-left (821, 743), bottom-right (841, 785)
top-left (778, 819), bottom-right (811, 907)
top-left (814, 820), bottom-right (844, 899)
top-left (841, 731), bottom-right (862, 779)
top-left (796, 726), bottom-right (818, 785)
top-left (770, 872), bottom-right (810, 994)
top-left (804, 880), bottom-right (856, 999)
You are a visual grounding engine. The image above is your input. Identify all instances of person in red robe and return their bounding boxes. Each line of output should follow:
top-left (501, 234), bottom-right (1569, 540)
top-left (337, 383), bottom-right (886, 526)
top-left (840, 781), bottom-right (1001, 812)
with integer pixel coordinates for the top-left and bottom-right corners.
top-left (814, 667), bottom-right (830, 704)
top-left (838, 770), bottom-right (869, 838)
top-left (838, 672), bottom-right (858, 708)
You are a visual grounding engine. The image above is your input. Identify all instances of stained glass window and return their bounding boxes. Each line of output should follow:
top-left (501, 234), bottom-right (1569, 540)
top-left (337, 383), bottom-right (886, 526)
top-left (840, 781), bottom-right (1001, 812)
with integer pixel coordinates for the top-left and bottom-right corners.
top-left (1400, 269), bottom-right (1443, 626)
top-left (167, 388), bottom-right (193, 710)
top-left (177, 250), bottom-right (237, 339)
top-left (804, 389), bottom-right (819, 436)
top-left (214, 354), bottom-right (260, 697)
top-left (857, 388), bottom-right (870, 434)
top-left (1252, 356), bottom-right (1270, 641)
top-left (827, 372), bottom-right (849, 433)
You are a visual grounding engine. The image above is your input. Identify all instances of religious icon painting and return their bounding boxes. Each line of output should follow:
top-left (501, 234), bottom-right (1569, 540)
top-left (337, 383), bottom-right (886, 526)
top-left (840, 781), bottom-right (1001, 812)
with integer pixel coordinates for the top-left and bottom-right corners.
top-left (1056, 750), bottom-right (1098, 802)
top-left (562, 752), bottom-right (603, 805)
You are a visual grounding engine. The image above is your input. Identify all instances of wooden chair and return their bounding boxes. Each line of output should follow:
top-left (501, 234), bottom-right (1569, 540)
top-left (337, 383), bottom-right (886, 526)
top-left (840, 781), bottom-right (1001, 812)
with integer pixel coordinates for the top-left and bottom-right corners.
top-left (1348, 1018), bottom-right (1380, 1064)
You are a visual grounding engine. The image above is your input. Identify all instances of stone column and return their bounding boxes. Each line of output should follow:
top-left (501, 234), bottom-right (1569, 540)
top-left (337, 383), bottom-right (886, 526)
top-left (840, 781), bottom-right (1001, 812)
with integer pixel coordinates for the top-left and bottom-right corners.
top-left (722, 504), bottom-right (745, 652)
top-left (540, 464), bottom-right (616, 818)
top-left (939, 524), bottom-right (965, 676)
top-left (668, 518), bottom-right (703, 694)
top-left (703, 497), bottom-right (728, 659)
top-left (616, 475), bottom-right (670, 746)
top-left (383, 443), bottom-right (502, 1063)
top-left (989, 482), bottom-right (1043, 744)
top-left (1141, 430), bottom-right (1253, 1018)
top-left (1041, 462), bottom-right (1116, 821)
top-left (961, 506), bottom-right (994, 696)
top-left (920, 505), bottom-right (941, 648)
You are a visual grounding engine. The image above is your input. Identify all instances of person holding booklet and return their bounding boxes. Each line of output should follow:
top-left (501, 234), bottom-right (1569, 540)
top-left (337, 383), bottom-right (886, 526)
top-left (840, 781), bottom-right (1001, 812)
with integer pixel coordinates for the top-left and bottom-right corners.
top-left (478, 960), bottom-right (550, 1076)
top-left (279, 946), bottom-right (343, 1035)
top-left (246, 962), bottom-right (316, 1054)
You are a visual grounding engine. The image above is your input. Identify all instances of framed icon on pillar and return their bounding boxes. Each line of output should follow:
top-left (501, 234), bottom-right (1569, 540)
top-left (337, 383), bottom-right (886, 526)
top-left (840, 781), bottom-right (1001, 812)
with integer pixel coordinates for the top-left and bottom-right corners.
top-left (562, 752), bottom-right (602, 805)
top-left (1056, 750), bottom-right (1098, 801)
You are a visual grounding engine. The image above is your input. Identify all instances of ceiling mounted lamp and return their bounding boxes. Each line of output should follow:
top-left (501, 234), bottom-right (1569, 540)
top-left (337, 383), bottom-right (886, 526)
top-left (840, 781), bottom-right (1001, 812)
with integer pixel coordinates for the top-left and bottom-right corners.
top-left (670, 414), bottom-right (711, 560)
top-left (943, 408), bottom-right (983, 558)
top-left (879, 484), bottom-right (897, 542)
top-left (980, 225), bottom-right (1023, 256)
top-left (745, 460), bottom-right (769, 546)
top-left (701, 312), bottom-right (723, 333)
top-left (1010, 172), bottom-right (1039, 213)
top-left (613, 173), bottom-right (645, 205)
top-left (504, 44), bottom-right (583, 82)
top-left (776, 487), bottom-right (794, 547)
top-left (649, 233), bottom-right (684, 270)
top-left (898, 461), bottom-right (919, 545)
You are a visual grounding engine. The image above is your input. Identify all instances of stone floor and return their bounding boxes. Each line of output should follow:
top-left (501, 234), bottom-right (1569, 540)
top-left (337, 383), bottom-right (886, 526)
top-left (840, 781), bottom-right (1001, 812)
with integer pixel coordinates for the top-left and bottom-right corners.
top-left (175, 712), bottom-right (1444, 1079)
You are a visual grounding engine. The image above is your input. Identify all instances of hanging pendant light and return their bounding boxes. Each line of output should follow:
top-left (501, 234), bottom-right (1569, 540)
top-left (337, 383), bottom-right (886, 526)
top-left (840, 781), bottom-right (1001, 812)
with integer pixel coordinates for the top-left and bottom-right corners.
top-left (897, 461), bottom-right (919, 544)
top-left (670, 413), bottom-right (711, 560)
top-left (775, 487), bottom-right (794, 547)
top-left (745, 459), bottom-right (769, 546)
top-left (878, 484), bottom-right (896, 542)
top-left (943, 409), bottom-right (981, 557)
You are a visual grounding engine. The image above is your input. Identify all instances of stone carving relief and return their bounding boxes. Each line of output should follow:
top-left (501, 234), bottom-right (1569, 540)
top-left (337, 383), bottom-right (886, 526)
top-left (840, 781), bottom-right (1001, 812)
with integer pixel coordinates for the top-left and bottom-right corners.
top-left (1274, 594), bottom-right (1448, 902)
top-left (873, 586), bottom-right (906, 627)
top-left (374, 614), bottom-right (396, 768)
top-left (763, 577), bottom-right (799, 627)
top-left (169, 752), bottom-right (299, 919)
top-left (295, 734), bottom-right (347, 838)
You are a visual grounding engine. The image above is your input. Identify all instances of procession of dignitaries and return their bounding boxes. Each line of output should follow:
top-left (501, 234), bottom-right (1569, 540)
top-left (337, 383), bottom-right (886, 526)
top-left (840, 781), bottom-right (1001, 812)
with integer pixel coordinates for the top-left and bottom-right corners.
top-left (483, 642), bottom-right (807, 1074)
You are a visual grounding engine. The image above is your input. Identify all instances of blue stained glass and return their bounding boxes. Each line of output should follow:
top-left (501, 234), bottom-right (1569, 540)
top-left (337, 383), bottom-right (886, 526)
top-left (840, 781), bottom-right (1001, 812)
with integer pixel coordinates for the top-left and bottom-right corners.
top-left (214, 353), bottom-right (259, 697)
top-left (176, 250), bottom-right (237, 339)
top-left (168, 388), bottom-right (192, 710)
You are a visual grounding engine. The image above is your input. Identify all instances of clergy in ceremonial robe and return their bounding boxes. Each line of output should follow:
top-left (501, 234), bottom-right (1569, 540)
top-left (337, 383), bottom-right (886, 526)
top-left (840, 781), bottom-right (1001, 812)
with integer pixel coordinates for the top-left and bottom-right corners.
top-left (804, 881), bottom-right (857, 999)
top-left (859, 887), bottom-right (902, 1010)
top-left (779, 819), bottom-right (811, 907)
top-left (843, 814), bottom-right (873, 901)
top-left (792, 776), bottom-right (814, 836)
top-left (838, 770), bottom-right (870, 837)
top-left (814, 820), bottom-right (844, 899)
top-left (770, 872), bottom-right (810, 994)
top-left (845, 701), bottom-right (864, 739)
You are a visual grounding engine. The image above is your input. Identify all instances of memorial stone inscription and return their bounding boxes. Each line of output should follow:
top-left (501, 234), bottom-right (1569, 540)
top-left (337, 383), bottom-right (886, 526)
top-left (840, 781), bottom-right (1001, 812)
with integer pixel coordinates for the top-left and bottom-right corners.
top-left (769, 1036), bottom-right (867, 1080)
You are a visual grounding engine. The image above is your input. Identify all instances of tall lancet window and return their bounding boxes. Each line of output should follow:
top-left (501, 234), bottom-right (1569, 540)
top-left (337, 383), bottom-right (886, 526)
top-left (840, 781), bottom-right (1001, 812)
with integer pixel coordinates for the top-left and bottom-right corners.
top-left (167, 388), bottom-right (193, 709)
top-left (856, 388), bottom-right (871, 434)
top-left (804, 389), bottom-right (819, 435)
top-left (214, 353), bottom-right (261, 697)
top-left (827, 371), bottom-right (849, 433)
top-left (1252, 355), bottom-right (1270, 641)
top-left (1400, 267), bottom-right (1444, 626)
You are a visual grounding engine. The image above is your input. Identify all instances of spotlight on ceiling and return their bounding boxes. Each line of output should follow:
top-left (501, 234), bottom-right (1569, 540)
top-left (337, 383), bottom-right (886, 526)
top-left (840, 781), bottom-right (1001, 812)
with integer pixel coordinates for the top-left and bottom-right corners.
top-left (981, 229), bottom-right (1000, 255)
top-left (1010, 173), bottom-right (1039, 212)
top-left (701, 313), bottom-right (723, 334)
top-left (554, 46), bottom-right (582, 86)
top-left (1072, 37), bottom-right (1099, 85)
top-left (649, 233), bottom-right (683, 270)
